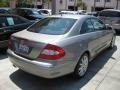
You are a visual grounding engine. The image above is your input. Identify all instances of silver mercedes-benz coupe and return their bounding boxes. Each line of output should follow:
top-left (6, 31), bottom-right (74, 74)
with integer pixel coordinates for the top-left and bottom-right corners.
top-left (7, 15), bottom-right (116, 79)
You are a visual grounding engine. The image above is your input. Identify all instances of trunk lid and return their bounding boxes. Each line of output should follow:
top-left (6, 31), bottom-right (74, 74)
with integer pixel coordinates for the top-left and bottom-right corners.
top-left (11, 30), bottom-right (64, 59)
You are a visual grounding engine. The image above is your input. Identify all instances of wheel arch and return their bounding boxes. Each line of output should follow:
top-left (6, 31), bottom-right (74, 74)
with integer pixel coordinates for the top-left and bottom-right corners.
top-left (75, 50), bottom-right (91, 68)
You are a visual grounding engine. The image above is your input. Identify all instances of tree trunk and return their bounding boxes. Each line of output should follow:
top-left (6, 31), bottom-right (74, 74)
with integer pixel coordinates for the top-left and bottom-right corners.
top-left (42, 0), bottom-right (44, 8)
top-left (10, 0), bottom-right (16, 8)
top-left (116, 0), bottom-right (119, 9)
top-left (93, 0), bottom-right (96, 11)
top-left (52, 0), bottom-right (56, 14)
top-left (104, 0), bottom-right (106, 9)
top-left (74, 0), bottom-right (77, 11)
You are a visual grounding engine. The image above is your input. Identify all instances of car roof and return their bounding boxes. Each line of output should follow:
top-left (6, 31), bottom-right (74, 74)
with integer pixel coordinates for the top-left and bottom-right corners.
top-left (78, 10), bottom-right (86, 12)
top-left (60, 11), bottom-right (78, 13)
top-left (0, 7), bottom-right (10, 10)
top-left (87, 12), bottom-right (98, 14)
top-left (0, 14), bottom-right (18, 16)
top-left (60, 11), bottom-right (79, 15)
top-left (48, 14), bottom-right (92, 19)
top-left (102, 9), bottom-right (120, 12)
top-left (39, 9), bottom-right (51, 11)
top-left (16, 8), bottom-right (38, 11)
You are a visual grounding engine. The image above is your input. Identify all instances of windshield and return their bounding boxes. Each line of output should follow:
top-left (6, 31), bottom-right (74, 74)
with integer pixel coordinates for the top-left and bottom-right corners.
top-left (28, 17), bottom-right (76, 35)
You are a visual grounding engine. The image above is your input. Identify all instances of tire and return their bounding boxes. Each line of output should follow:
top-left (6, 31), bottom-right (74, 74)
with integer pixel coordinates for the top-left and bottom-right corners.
top-left (74, 53), bottom-right (89, 78)
top-left (109, 35), bottom-right (116, 49)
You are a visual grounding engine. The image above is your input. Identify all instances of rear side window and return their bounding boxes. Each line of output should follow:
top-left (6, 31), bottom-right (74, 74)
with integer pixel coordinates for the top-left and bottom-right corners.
top-left (14, 9), bottom-right (27, 16)
top-left (40, 10), bottom-right (49, 14)
top-left (0, 17), bottom-right (7, 28)
top-left (99, 11), bottom-right (120, 17)
top-left (0, 16), bottom-right (28, 28)
top-left (13, 16), bottom-right (28, 24)
top-left (80, 19), bottom-right (94, 34)
top-left (0, 16), bottom-right (15, 28)
top-left (6, 17), bottom-right (15, 26)
top-left (91, 18), bottom-right (106, 31)
top-left (24, 10), bottom-right (33, 15)
top-left (28, 18), bottom-right (76, 35)
top-left (25, 9), bottom-right (39, 15)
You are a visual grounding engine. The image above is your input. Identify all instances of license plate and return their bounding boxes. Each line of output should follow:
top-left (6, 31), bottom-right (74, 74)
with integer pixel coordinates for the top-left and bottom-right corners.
top-left (18, 44), bottom-right (29, 53)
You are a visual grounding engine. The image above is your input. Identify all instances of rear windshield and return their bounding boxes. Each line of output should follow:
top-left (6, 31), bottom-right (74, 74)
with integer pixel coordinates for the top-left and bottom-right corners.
top-left (99, 11), bottom-right (120, 17)
top-left (28, 17), bottom-right (76, 35)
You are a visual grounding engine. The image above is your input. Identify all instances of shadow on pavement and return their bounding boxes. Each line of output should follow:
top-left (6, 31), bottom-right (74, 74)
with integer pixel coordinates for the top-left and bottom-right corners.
top-left (9, 46), bottom-right (117, 90)
top-left (0, 49), bottom-right (8, 60)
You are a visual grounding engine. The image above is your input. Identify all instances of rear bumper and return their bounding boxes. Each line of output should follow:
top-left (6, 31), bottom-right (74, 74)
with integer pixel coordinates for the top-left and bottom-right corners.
top-left (0, 40), bottom-right (8, 48)
top-left (7, 49), bottom-right (75, 78)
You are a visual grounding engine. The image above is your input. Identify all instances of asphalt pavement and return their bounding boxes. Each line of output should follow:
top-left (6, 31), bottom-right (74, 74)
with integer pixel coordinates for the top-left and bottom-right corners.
top-left (0, 36), bottom-right (120, 90)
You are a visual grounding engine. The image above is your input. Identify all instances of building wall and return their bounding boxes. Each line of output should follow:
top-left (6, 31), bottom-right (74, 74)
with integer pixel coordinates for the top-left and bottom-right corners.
top-left (43, 0), bottom-right (75, 14)
top-left (10, 0), bottom-right (16, 9)
top-left (52, 0), bottom-right (65, 14)
top-left (45, 0), bottom-right (120, 12)
top-left (83, 0), bottom-right (120, 11)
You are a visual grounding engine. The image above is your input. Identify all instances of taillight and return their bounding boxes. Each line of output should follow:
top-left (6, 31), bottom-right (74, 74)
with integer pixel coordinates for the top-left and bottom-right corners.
top-left (38, 44), bottom-right (65, 60)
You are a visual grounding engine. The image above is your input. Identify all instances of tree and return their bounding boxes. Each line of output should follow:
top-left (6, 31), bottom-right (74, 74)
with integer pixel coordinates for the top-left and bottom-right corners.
top-left (48, 0), bottom-right (52, 9)
top-left (76, 0), bottom-right (86, 10)
top-left (0, 0), bottom-right (9, 7)
top-left (103, 0), bottom-right (106, 9)
top-left (93, 0), bottom-right (96, 11)
top-left (42, 0), bottom-right (52, 9)
top-left (16, 0), bottom-right (33, 7)
top-left (116, 0), bottom-right (119, 9)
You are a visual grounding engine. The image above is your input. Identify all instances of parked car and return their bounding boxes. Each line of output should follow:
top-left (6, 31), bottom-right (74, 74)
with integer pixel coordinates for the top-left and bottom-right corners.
top-left (77, 10), bottom-right (86, 14)
top-left (9, 8), bottom-right (45, 20)
top-left (8, 15), bottom-right (115, 79)
top-left (0, 8), bottom-right (10, 14)
top-left (59, 10), bottom-right (86, 15)
top-left (37, 9), bottom-right (51, 16)
top-left (0, 14), bottom-right (34, 48)
top-left (59, 11), bottom-right (79, 15)
top-left (98, 9), bottom-right (120, 33)
top-left (86, 12), bottom-right (99, 17)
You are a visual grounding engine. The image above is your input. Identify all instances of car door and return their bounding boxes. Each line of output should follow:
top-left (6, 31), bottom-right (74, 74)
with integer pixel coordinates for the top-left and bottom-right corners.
top-left (80, 18), bottom-right (102, 57)
top-left (0, 16), bottom-right (32, 41)
top-left (90, 18), bottom-right (112, 52)
top-left (0, 16), bottom-right (12, 41)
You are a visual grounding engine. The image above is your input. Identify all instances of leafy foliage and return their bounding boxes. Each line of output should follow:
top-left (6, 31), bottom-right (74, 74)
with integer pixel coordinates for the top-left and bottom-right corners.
top-left (0, 0), bottom-right (9, 7)
top-left (77, 0), bottom-right (86, 10)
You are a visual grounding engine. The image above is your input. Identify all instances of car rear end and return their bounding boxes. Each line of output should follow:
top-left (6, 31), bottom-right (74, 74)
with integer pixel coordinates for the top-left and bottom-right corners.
top-left (98, 9), bottom-right (120, 32)
top-left (8, 32), bottom-right (76, 78)
top-left (7, 17), bottom-right (78, 78)
top-left (8, 34), bottom-right (66, 78)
